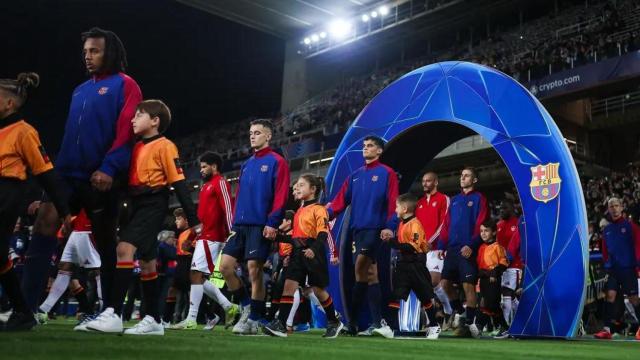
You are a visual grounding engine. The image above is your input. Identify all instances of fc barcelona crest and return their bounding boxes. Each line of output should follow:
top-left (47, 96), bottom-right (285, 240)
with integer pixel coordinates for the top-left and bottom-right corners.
top-left (530, 163), bottom-right (561, 203)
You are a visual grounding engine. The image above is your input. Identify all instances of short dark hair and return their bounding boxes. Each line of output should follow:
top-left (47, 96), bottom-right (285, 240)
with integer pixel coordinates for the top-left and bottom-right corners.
top-left (364, 135), bottom-right (385, 151)
top-left (397, 193), bottom-right (418, 213)
top-left (250, 118), bottom-right (274, 133)
top-left (462, 166), bottom-right (478, 180)
top-left (173, 208), bottom-right (185, 219)
top-left (199, 151), bottom-right (223, 171)
top-left (137, 100), bottom-right (172, 133)
top-left (481, 218), bottom-right (497, 232)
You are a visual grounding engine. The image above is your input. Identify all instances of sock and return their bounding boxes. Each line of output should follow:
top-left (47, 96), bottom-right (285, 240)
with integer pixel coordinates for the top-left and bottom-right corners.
top-left (95, 274), bottom-right (103, 310)
top-left (110, 262), bottom-right (134, 315)
top-left (307, 291), bottom-right (322, 311)
top-left (387, 301), bottom-right (400, 330)
top-left (21, 234), bottom-right (58, 312)
top-left (39, 271), bottom-right (72, 313)
top-left (231, 286), bottom-right (251, 307)
top-left (368, 283), bottom-right (382, 327)
top-left (187, 284), bottom-right (204, 322)
top-left (73, 286), bottom-right (92, 314)
top-left (351, 281), bottom-right (368, 325)
top-left (321, 296), bottom-right (338, 322)
top-left (287, 291), bottom-right (301, 327)
top-left (423, 301), bottom-right (438, 327)
top-left (0, 262), bottom-right (28, 313)
top-left (501, 296), bottom-right (513, 324)
top-left (450, 299), bottom-right (465, 314)
top-left (633, 303), bottom-right (640, 325)
top-left (140, 272), bottom-right (159, 322)
top-left (465, 306), bottom-right (477, 325)
top-left (249, 299), bottom-right (265, 321)
top-left (164, 296), bottom-right (177, 323)
top-left (203, 281), bottom-right (232, 310)
top-left (278, 295), bottom-right (294, 325)
top-left (476, 308), bottom-right (490, 330)
top-left (603, 301), bottom-right (616, 329)
top-left (512, 297), bottom-right (519, 316)
top-left (434, 286), bottom-right (452, 315)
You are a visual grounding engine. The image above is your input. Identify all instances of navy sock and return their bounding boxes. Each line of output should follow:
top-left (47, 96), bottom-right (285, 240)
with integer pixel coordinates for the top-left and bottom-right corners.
top-left (21, 234), bottom-right (57, 312)
top-left (451, 299), bottom-right (464, 314)
top-left (249, 299), bottom-right (265, 321)
top-left (465, 306), bottom-right (477, 325)
top-left (368, 283), bottom-right (382, 327)
top-left (351, 281), bottom-right (368, 325)
top-left (232, 286), bottom-right (250, 307)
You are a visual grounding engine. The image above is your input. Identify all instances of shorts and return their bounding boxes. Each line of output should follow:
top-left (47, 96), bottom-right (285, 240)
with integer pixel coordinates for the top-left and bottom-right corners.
top-left (191, 240), bottom-right (224, 275)
top-left (222, 225), bottom-right (271, 262)
top-left (605, 268), bottom-right (639, 296)
top-left (426, 250), bottom-right (444, 273)
top-left (0, 178), bottom-right (27, 265)
top-left (352, 229), bottom-right (382, 262)
top-left (60, 231), bottom-right (101, 268)
top-left (286, 241), bottom-right (329, 288)
top-left (479, 276), bottom-right (501, 312)
top-left (120, 192), bottom-right (168, 261)
top-left (391, 260), bottom-right (434, 303)
top-left (441, 248), bottom-right (478, 284)
top-left (501, 268), bottom-right (522, 291)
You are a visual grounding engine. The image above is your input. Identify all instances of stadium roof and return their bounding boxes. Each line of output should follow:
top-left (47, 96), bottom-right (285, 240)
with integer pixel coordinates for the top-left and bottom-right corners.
top-left (175, 0), bottom-right (383, 38)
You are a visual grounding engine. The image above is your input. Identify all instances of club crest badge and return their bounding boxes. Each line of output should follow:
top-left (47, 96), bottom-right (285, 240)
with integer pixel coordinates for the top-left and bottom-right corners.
top-left (371, 175), bottom-right (379, 182)
top-left (260, 165), bottom-right (269, 172)
top-left (530, 163), bottom-right (561, 203)
top-left (98, 87), bottom-right (109, 95)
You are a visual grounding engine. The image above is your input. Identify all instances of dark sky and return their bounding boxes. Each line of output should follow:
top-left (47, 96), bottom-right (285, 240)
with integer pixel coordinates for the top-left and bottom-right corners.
top-left (1, 0), bottom-right (285, 152)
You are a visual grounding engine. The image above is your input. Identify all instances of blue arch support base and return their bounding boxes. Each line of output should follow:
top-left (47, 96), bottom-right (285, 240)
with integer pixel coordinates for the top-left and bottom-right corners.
top-left (325, 61), bottom-right (588, 338)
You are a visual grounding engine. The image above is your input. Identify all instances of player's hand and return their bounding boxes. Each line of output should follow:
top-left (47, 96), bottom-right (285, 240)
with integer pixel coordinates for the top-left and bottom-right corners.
top-left (460, 245), bottom-right (472, 258)
top-left (490, 277), bottom-right (496, 283)
top-left (278, 221), bottom-right (292, 233)
top-left (91, 170), bottom-right (113, 191)
top-left (263, 226), bottom-right (277, 240)
top-left (27, 200), bottom-right (42, 215)
top-left (380, 229), bottom-right (394, 241)
top-left (437, 250), bottom-right (445, 260)
top-left (60, 214), bottom-right (73, 237)
top-left (303, 248), bottom-right (315, 259)
top-left (330, 255), bottom-right (340, 266)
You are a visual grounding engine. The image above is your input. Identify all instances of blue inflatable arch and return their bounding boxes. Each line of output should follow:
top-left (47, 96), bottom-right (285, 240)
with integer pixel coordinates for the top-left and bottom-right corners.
top-left (325, 61), bottom-right (588, 338)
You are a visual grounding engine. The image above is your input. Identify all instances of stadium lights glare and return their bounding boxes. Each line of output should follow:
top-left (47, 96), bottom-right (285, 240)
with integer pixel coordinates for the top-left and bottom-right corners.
top-left (371, 11), bottom-right (378, 18)
top-left (319, 31), bottom-right (327, 38)
top-left (311, 34), bottom-right (319, 42)
top-left (303, 37), bottom-right (311, 45)
top-left (361, 14), bottom-right (370, 22)
top-left (379, 6), bottom-right (389, 16)
top-left (329, 19), bottom-right (352, 38)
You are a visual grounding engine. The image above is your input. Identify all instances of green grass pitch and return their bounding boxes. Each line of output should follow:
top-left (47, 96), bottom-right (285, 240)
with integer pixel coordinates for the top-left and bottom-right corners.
top-left (1, 319), bottom-right (638, 360)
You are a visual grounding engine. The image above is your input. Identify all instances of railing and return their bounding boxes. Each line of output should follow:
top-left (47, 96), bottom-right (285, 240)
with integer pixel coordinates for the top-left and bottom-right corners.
top-left (591, 89), bottom-right (640, 118)
top-left (555, 16), bottom-right (604, 39)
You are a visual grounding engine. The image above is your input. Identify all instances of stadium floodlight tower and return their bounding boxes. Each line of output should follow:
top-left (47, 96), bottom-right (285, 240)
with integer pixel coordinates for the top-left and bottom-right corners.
top-left (325, 61), bottom-right (588, 338)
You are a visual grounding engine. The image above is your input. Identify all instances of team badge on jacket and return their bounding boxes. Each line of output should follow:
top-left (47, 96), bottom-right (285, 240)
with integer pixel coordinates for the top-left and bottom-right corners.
top-left (261, 165), bottom-right (269, 172)
top-left (98, 87), bottom-right (109, 95)
top-left (371, 175), bottom-right (378, 182)
top-left (530, 162), bottom-right (561, 203)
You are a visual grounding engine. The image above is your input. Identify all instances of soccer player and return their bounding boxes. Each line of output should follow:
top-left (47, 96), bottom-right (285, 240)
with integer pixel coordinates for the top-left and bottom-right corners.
top-left (498, 201), bottom-right (522, 332)
top-left (594, 197), bottom-right (640, 340)
top-left (163, 208), bottom-right (194, 324)
top-left (263, 174), bottom-right (344, 338)
top-left (327, 135), bottom-right (399, 336)
top-left (374, 193), bottom-right (441, 340)
top-left (171, 152), bottom-right (239, 330)
top-left (415, 172), bottom-right (452, 319)
top-left (36, 210), bottom-right (103, 330)
top-left (475, 219), bottom-right (509, 338)
top-left (219, 119), bottom-right (290, 335)
top-left (24, 27), bottom-right (142, 313)
top-left (0, 72), bottom-right (71, 331)
top-left (85, 99), bottom-right (198, 335)
top-left (438, 167), bottom-right (488, 337)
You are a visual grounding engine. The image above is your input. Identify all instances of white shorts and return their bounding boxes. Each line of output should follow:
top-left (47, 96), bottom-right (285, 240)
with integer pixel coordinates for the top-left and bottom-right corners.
top-left (501, 268), bottom-right (522, 291)
top-left (191, 240), bottom-right (224, 275)
top-left (60, 231), bottom-right (101, 268)
top-left (426, 251), bottom-right (444, 273)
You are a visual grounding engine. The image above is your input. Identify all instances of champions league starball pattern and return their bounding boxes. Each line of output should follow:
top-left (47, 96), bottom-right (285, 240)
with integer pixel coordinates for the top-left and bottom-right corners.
top-left (325, 61), bottom-right (588, 338)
